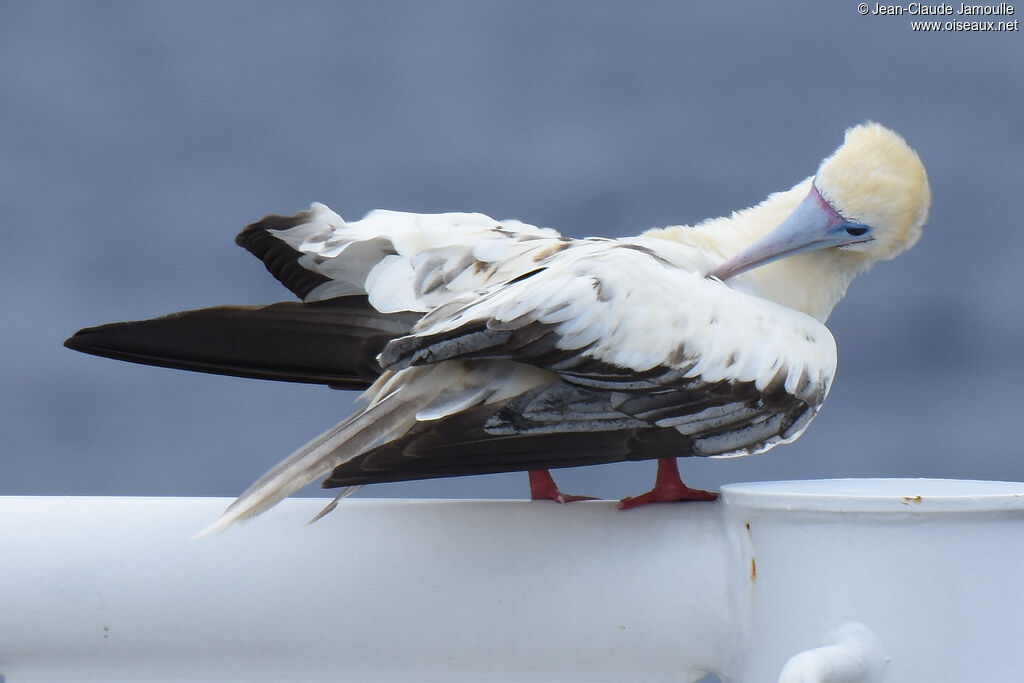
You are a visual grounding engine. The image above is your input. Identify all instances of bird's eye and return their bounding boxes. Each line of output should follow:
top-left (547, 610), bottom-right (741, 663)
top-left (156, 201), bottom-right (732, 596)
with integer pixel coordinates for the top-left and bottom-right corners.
top-left (845, 226), bottom-right (869, 237)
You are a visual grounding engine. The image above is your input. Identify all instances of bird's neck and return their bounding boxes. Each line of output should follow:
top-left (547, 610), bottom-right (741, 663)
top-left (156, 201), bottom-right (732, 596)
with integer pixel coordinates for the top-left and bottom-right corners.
top-left (643, 178), bottom-right (870, 322)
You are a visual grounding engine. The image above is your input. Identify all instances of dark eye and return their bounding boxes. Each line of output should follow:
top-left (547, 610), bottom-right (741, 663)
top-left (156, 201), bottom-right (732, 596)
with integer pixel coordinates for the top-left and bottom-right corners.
top-left (845, 226), bottom-right (869, 237)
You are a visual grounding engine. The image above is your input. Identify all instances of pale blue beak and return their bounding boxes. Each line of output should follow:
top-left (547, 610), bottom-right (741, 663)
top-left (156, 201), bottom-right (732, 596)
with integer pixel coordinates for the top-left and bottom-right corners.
top-left (710, 184), bottom-right (873, 281)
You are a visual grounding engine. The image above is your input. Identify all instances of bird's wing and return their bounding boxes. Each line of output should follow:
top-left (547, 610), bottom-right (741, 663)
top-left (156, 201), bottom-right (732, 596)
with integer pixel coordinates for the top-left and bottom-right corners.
top-left (237, 203), bottom-right (575, 310)
top-left (378, 238), bottom-right (836, 456)
top-left (64, 297), bottom-right (419, 389)
top-left (390, 239), bottom-right (832, 396)
top-left (67, 206), bottom-right (571, 388)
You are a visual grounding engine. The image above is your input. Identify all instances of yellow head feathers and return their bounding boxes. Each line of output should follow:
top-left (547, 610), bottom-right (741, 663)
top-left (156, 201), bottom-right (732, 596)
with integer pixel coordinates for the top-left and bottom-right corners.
top-left (814, 122), bottom-right (931, 262)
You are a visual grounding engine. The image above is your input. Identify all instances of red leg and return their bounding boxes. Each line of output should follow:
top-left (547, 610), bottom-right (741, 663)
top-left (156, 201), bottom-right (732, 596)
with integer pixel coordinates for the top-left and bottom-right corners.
top-left (529, 469), bottom-right (597, 503)
top-left (617, 458), bottom-right (718, 509)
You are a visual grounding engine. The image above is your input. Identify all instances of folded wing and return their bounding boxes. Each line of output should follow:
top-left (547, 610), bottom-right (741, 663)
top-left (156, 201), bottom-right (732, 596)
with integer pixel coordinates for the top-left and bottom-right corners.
top-left (317, 239), bottom-right (837, 490)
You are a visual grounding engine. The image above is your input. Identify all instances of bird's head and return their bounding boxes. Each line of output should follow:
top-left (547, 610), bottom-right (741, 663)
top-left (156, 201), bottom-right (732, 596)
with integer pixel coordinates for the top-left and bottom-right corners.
top-left (712, 122), bottom-right (930, 281)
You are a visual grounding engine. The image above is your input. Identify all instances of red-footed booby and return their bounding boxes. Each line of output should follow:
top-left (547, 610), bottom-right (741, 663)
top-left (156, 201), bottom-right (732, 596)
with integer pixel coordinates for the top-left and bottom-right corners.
top-left (65, 122), bottom-right (930, 534)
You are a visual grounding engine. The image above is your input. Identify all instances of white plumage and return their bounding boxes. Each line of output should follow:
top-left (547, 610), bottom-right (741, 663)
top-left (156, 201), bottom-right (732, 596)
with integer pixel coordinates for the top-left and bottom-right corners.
top-left (64, 122), bottom-right (930, 533)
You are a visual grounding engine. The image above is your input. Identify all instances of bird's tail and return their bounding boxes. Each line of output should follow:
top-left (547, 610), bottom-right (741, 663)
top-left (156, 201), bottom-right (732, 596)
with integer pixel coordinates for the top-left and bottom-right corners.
top-left (195, 386), bottom-right (421, 537)
top-left (195, 360), bottom-right (556, 535)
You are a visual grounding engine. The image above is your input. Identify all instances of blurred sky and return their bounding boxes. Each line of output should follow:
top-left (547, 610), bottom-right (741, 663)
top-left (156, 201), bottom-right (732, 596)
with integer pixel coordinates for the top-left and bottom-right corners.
top-left (2, 1), bottom-right (1022, 503)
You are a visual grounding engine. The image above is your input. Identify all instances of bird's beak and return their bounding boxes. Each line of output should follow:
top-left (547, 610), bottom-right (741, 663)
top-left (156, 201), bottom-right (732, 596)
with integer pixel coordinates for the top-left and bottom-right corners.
top-left (710, 184), bottom-right (872, 281)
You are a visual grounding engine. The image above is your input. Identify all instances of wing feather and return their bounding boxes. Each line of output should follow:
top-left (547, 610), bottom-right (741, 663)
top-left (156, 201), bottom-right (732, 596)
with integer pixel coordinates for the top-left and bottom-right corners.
top-left (366, 238), bottom-right (836, 462)
top-left (64, 297), bottom-right (418, 388)
top-left (238, 204), bottom-right (575, 311)
top-left (383, 239), bottom-right (836, 403)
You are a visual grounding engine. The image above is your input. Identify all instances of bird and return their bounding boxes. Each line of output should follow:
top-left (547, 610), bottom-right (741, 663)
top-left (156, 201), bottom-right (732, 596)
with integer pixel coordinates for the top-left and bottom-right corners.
top-left (65, 122), bottom-right (930, 534)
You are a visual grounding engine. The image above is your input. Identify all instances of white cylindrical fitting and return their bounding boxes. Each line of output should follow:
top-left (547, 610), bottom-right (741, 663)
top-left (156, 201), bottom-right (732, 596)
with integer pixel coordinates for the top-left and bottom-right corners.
top-left (721, 479), bottom-right (1024, 682)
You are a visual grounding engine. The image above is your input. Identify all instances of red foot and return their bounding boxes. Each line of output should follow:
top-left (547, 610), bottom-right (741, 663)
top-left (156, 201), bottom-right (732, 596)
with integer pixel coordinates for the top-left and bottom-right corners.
top-left (529, 469), bottom-right (597, 503)
top-left (617, 458), bottom-right (718, 510)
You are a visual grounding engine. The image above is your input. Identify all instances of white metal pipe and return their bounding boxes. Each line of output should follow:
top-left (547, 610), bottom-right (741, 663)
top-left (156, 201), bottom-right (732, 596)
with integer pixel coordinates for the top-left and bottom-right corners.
top-left (1, 478), bottom-right (1022, 682)
top-left (0, 496), bottom-right (731, 682)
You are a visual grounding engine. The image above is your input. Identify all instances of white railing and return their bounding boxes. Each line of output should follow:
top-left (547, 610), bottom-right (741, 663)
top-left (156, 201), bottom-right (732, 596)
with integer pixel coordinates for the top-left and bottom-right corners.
top-left (1, 479), bottom-right (1022, 682)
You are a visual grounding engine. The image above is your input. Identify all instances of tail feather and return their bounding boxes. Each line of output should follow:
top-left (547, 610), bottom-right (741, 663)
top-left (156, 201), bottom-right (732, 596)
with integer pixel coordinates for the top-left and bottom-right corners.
top-left (196, 361), bottom-right (555, 533)
top-left (195, 392), bottom-right (421, 536)
top-left (306, 485), bottom-right (362, 525)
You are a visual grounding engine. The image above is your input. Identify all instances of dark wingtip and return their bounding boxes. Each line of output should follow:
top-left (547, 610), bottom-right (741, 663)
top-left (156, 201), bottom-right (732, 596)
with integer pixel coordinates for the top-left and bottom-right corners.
top-left (64, 321), bottom-right (126, 356)
top-left (63, 330), bottom-right (84, 351)
top-left (60, 300), bottom-right (409, 388)
top-left (236, 210), bottom-right (331, 300)
top-left (63, 319), bottom-right (186, 369)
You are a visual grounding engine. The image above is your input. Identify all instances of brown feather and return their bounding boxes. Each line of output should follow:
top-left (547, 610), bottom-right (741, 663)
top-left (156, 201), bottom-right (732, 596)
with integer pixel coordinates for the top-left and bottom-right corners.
top-left (64, 296), bottom-right (418, 387)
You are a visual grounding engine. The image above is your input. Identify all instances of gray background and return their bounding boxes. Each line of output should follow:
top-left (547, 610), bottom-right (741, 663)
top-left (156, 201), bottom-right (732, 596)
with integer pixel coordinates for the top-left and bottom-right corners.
top-left (3, 1), bottom-right (1021, 503)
